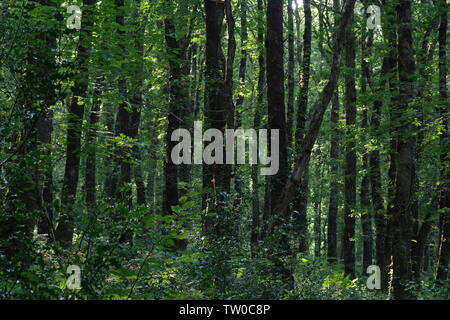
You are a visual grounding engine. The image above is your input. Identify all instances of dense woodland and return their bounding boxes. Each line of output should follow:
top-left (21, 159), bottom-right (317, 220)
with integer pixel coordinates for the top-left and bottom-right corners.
top-left (0, 0), bottom-right (448, 300)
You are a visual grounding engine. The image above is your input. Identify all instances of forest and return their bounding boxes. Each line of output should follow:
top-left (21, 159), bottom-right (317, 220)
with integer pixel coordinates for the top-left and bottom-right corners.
top-left (0, 0), bottom-right (448, 301)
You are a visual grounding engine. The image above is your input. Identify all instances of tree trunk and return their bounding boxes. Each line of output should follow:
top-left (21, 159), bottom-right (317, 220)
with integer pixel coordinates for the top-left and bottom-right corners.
top-left (370, 59), bottom-right (389, 283)
top-left (85, 76), bottom-right (102, 206)
top-left (251, 0), bottom-right (265, 257)
top-left (286, 0), bottom-right (295, 151)
top-left (55, 0), bottom-right (96, 248)
top-left (115, 0), bottom-right (133, 243)
top-left (234, 0), bottom-right (248, 205)
top-left (163, 18), bottom-right (181, 224)
top-left (37, 110), bottom-right (54, 239)
top-left (265, 0), bottom-right (291, 289)
top-left (390, 0), bottom-right (416, 300)
top-left (436, 0), bottom-right (449, 282)
top-left (343, 12), bottom-right (356, 279)
top-left (224, 0), bottom-right (237, 214)
top-left (293, 0), bottom-right (312, 254)
top-left (381, 0), bottom-right (399, 289)
top-left (202, 0), bottom-right (227, 226)
top-left (327, 91), bottom-right (340, 263)
top-left (164, 14), bottom-right (192, 250)
top-left (202, 0), bottom-right (231, 296)
top-left (360, 21), bottom-right (373, 273)
top-left (272, 0), bottom-right (356, 254)
top-left (326, 0), bottom-right (341, 264)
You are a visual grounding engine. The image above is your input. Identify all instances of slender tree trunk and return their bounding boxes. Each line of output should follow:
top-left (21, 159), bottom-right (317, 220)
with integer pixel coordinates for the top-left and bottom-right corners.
top-left (411, 6), bottom-right (438, 281)
top-left (286, 0), bottom-right (295, 151)
top-left (163, 18), bottom-right (181, 225)
top-left (266, 0), bottom-right (290, 289)
top-left (327, 0), bottom-right (341, 264)
top-left (55, 0), bottom-right (96, 248)
top-left (273, 0), bottom-right (356, 233)
top-left (381, 0), bottom-right (399, 289)
top-left (314, 201), bottom-right (322, 257)
top-left (85, 76), bottom-right (102, 206)
top-left (314, 145), bottom-right (324, 257)
top-left (293, 0), bottom-right (312, 254)
top-left (436, 0), bottom-right (449, 282)
top-left (36, 2), bottom-right (57, 240)
top-left (37, 110), bottom-right (54, 239)
top-left (270, 0), bottom-right (356, 293)
top-left (224, 0), bottom-right (237, 216)
top-left (114, 0), bottom-right (133, 243)
top-left (102, 99), bottom-right (117, 200)
top-left (202, 0), bottom-right (231, 296)
top-left (370, 59), bottom-right (389, 283)
top-left (327, 91), bottom-right (340, 263)
top-left (294, 0), bottom-right (303, 71)
top-left (130, 1), bottom-right (148, 208)
top-left (146, 110), bottom-right (159, 213)
top-left (360, 21), bottom-right (373, 273)
top-left (164, 14), bottom-right (192, 250)
top-left (251, 0), bottom-right (265, 257)
top-left (1, 0), bottom-right (58, 259)
top-left (390, 0), bottom-right (416, 300)
top-left (342, 11), bottom-right (356, 279)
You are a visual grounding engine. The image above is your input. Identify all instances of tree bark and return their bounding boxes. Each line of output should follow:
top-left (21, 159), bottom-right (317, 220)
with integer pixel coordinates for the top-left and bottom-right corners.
top-left (360, 19), bottom-right (373, 273)
top-left (327, 91), bottom-right (340, 263)
top-left (326, 0), bottom-right (341, 264)
top-left (390, 0), bottom-right (416, 300)
top-left (293, 0), bottom-right (312, 254)
top-left (115, 0), bottom-right (133, 243)
top-left (343, 12), bottom-right (356, 279)
top-left (163, 18), bottom-right (181, 224)
top-left (55, 0), bottom-right (96, 248)
top-left (271, 0), bottom-right (356, 240)
top-left (202, 0), bottom-right (227, 230)
top-left (233, 0), bottom-right (248, 204)
top-left (251, 0), bottom-right (265, 257)
top-left (436, 0), bottom-right (449, 282)
top-left (265, 0), bottom-right (290, 289)
top-left (286, 0), bottom-right (295, 151)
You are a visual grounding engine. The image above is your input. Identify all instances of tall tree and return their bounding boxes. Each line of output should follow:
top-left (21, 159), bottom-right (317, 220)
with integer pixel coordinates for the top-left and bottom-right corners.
top-left (265, 0), bottom-right (290, 288)
top-left (164, 5), bottom-right (191, 250)
top-left (1, 0), bottom-right (58, 260)
top-left (202, 0), bottom-right (232, 296)
top-left (378, 0), bottom-right (398, 287)
top-left (272, 0), bottom-right (356, 240)
top-left (327, 91), bottom-right (340, 263)
top-left (234, 0), bottom-right (248, 201)
top-left (251, 0), bottom-right (266, 257)
top-left (55, 0), bottom-right (96, 248)
top-left (390, 0), bottom-right (416, 300)
top-left (326, 0), bottom-right (341, 264)
top-left (130, 0), bottom-right (149, 208)
top-left (163, 18), bottom-right (181, 244)
top-left (293, 0), bottom-right (312, 254)
top-left (286, 0), bottom-right (295, 150)
top-left (436, 0), bottom-right (449, 282)
top-left (342, 10), bottom-right (356, 279)
top-left (360, 4), bottom-right (373, 272)
top-left (202, 0), bottom-right (227, 225)
top-left (114, 0), bottom-right (134, 243)
top-left (85, 75), bottom-right (102, 207)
